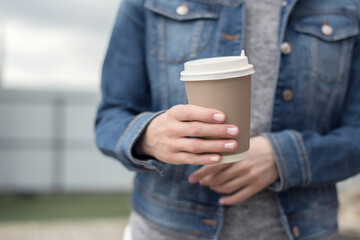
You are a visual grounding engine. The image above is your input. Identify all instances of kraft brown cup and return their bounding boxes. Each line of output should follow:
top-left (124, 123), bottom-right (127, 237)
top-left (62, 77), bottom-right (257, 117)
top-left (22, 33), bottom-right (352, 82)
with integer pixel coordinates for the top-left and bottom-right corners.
top-left (180, 51), bottom-right (255, 163)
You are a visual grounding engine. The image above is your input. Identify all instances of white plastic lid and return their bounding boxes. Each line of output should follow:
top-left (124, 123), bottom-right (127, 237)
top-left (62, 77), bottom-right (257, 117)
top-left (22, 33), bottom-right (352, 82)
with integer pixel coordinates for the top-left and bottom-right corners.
top-left (180, 50), bottom-right (255, 81)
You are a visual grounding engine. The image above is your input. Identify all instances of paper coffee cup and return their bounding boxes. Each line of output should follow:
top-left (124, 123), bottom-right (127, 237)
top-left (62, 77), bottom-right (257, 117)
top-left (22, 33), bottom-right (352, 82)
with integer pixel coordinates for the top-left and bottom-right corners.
top-left (180, 51), bottom-right (255, 163)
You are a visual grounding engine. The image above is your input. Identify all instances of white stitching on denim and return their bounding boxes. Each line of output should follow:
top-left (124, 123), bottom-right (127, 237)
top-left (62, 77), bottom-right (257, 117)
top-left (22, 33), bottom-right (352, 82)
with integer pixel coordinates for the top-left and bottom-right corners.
top-left (319, 38), bottom-right (356, 130)
top-left (291, 8), bottom-right (357, 18)
top-left (147, 1), bottom-right (217, 64)
top-left (189, 20), bottom-right (204, 59)
top-left (318, 82), bottom-right (340, 130)
top-left (239, 0), bottom-right (245, 52)
top-left (126, 111), bottom-right (165, 165)
top-left (134, 181), bottom-right (218, 214)
top-left (132, 203), bottom-right (216, 238)
top-left (152, 21), bottom-right (214, 64)
top-left (214, 6), bottom-right (225, 55)
top-left (288, 131), bottom-right (306, 185)
top-left (115, 112), bottom-right (148, 165)
top-left (303, 32), bottom-right (317, 130)
top-left (157, 16), bottom-right (169, 109)
top-left (134, 205), bottom-right (217, 238)
top-left (336, 37), bottom-right (349, 82)
top-left (193, 0), bottom-right (243, 7)
top-left (169, 165), bottom-right (184, 199)
top-left (290, 130), bottom-right (311, 186)
top-left (295, 132), bottom-right (311, 186)
top-left (268, 133), bottom-right (288, 190)
top-left (297, 19), bottom-right (354, 84)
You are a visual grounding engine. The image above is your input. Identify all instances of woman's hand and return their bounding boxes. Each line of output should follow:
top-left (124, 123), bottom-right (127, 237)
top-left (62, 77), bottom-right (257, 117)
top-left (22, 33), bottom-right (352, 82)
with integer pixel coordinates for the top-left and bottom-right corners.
top-left (134, 104), bottom-right (239, 165)
top-left (188, 136), bottom-right (279, 205)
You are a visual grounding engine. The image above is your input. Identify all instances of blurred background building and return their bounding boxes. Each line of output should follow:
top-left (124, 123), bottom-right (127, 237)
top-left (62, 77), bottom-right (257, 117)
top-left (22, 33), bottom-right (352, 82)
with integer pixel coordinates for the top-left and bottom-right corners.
top-left (0, 0), bottom-right (359, 239)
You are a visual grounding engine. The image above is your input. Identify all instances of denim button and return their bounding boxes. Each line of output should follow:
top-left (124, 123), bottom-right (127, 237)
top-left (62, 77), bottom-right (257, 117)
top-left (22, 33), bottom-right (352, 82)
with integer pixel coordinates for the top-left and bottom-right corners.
top-left (281, 42), bottom-right (292, 55)
top-left (321, 24), bottom-right (333, 36)
top-left (282, 89), bottom-right (293, 101)
top-left (292, 226), bottom-right (300, 238)
top-left (282, 1), bottom-right (288, 7)
top-left (176, 3), bottom-right (189, 16)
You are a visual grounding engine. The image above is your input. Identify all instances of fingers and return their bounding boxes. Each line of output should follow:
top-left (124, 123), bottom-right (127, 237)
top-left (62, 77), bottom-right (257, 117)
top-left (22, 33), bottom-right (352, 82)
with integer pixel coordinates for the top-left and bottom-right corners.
top-left (198, 166), bottom-right (242, 187)
top-left (168, 104), bottom-right (226, 123)
top-left (219, 184), bottom-right (264, 205)
top-left (209, 176), bottom-right (249, 194)
top-left (176, 122), bottom-right (239, 138)
top-left (188, 158), bottom-right (251, 185)
top-left (174, 138), bottom-right (238, 154)
top-left (173, 152), bottom-right (222, 165)
top-left (188, 163), bottom-right (230, 183)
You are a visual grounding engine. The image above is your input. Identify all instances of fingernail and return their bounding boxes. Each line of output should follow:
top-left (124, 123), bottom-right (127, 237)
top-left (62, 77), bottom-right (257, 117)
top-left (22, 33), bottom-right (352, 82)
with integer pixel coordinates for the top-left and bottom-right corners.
top-left (224, 142), bottom-right (235, 150)
top-left (213, 114), bottom-right (225, 122)
top-left (227, 127), bottom-right (238, 136)
top-left (219, 199), bottom-right (226, 205)
top-left (210, 156), bottom-right (220, 162)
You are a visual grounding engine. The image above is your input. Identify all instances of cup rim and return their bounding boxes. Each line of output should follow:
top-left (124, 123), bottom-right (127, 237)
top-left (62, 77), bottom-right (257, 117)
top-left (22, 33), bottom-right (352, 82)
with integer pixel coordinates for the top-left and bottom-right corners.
top-left (180, 54), bottom-right (255, 81)
top-left (180, 66), bottom-right (255, 81)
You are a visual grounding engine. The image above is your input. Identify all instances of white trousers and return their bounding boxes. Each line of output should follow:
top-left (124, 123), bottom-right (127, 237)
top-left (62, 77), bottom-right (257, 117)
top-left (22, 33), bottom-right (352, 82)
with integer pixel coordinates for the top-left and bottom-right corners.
top-left (123, 224), bottom-right (132, 240)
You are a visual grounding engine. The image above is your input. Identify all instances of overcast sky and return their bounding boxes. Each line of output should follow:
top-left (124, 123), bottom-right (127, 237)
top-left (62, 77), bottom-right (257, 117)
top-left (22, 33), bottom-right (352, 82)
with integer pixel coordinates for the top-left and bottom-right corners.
top-left (0, 0), bottom-right (120, 91)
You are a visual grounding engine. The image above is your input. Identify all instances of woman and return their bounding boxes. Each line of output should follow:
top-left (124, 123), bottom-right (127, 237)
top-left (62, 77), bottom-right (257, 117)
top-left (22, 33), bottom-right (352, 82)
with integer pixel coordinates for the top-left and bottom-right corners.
top-left (95, 0), bottom-right (360, 239)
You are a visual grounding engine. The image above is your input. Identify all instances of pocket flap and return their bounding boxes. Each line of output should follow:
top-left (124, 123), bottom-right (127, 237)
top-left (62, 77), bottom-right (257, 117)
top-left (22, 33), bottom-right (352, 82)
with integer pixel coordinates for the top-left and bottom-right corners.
top-left (291, 10), bottom-right (359, 41)
top-left (145, 0), bottom-right (220, 21)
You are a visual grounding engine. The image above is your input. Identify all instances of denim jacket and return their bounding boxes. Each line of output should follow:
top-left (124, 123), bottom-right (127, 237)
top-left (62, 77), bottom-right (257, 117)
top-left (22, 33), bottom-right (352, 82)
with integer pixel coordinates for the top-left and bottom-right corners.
top-left (95, 0), bottom-right (360, 239)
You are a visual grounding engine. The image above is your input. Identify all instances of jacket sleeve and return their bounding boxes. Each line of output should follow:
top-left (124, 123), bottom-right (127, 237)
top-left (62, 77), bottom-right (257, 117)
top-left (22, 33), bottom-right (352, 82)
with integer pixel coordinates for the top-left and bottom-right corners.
top-left (95, 0), bottom-right (166, 176)
top-left (262, 31), bottom-right (360, 191)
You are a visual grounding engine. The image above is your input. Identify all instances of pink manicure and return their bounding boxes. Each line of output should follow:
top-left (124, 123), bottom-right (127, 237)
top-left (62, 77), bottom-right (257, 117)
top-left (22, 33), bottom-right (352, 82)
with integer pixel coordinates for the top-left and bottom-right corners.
top-left (213, 114), bottom-right (225, 122)
top-left (227, 127), bottom-right (238, 136)
top-left (225, 142), bottom-right (235, 150)
top-left (210, 156), bottom-right (220, 162)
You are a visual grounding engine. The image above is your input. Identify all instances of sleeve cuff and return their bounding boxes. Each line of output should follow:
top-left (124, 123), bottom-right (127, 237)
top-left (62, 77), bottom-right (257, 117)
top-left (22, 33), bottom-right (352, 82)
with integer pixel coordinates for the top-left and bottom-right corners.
top-left (116, 111), bottom-right (167, 176)
top-left (261, 130), bottom-right (311, 191)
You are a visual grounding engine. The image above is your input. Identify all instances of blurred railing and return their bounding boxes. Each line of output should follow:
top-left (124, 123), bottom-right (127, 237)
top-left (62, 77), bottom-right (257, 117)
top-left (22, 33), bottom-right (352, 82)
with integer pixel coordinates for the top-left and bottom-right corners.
top-left (0, 88), bottom-right (133, 194)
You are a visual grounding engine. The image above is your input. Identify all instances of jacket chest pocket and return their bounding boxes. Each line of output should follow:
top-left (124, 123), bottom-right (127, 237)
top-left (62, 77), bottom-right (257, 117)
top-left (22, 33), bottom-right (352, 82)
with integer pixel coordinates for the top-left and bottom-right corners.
top-left (291, 9), bottom-right (359, 83)
top-left (144, 0), bottom-right (220, 64)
